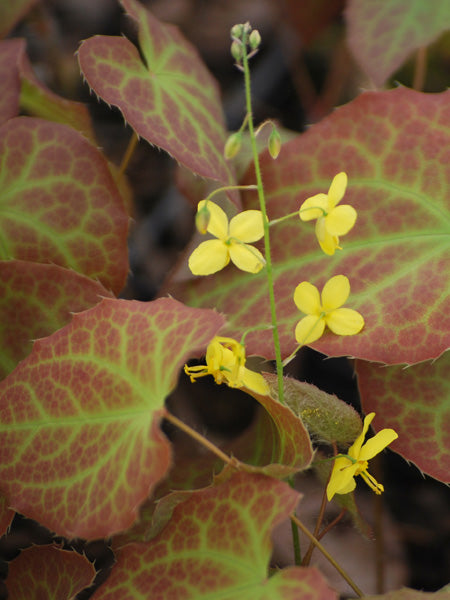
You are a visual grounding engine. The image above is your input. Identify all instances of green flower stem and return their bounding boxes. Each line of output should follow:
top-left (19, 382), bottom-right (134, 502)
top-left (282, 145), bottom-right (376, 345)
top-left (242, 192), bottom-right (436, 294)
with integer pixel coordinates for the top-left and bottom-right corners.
top-left (241, 34), bottom-right (285, 405)
top-left (204, 184), bottom-right (257, 204)
top-left (269, 206), bottom-right (327, 227)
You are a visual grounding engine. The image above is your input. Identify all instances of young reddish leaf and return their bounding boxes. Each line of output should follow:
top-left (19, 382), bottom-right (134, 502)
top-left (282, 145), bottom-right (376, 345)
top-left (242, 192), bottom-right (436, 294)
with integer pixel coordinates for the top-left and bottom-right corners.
top-left (240, 388), bottom-right (313, 478)
top-left (356, 352), bottom-right (449, 484)
top-left (92, 472), bottom-right (337, 600)
top-left (6, 545), bottom-right (96, 599)
top-left (0, 260), bottom-right (113, 380)
top-left (78, 0), bottom-right (234, 184)
top-left (0, 298), bottom-right (225, 539)
top-left (0, 492), bottom-right (14, 536)
top-left (0, 0), bottom-right (37, 39)
top-left (0, 117), bottom-right (129, 294)
top-left (346, 0), bottom-right (450, 87)
top-left (169, 88), bottom-right (450, 366)
top-left (0, 39), bottom-right (22, 125)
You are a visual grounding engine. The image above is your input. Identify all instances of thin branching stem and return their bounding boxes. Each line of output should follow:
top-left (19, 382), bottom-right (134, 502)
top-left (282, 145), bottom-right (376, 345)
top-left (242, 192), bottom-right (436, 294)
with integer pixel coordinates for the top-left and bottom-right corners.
top-left (291, 514), bottom-right (364, 598)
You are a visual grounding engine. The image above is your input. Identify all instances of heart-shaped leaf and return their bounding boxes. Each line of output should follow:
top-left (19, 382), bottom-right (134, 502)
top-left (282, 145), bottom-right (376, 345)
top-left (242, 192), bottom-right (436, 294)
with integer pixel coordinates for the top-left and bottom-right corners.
top-left (346, 0), bottom-right (450, 87)
top-left (78, 0), bottom-right (235, 185)
top-left (0, 117), bottom-right (129, 294)
top-left (93, 472), bottom-right (337, 600)
top-left (6, 545), bottom-right (96, 599)
top-left (356, 352), bottom-right (450, 484)
top-left (0, 297), bottom-right (225, 538)
top-left (169, 88), bottom-right (450, 366)
top-left (0, 260), bottom-right (113, 380)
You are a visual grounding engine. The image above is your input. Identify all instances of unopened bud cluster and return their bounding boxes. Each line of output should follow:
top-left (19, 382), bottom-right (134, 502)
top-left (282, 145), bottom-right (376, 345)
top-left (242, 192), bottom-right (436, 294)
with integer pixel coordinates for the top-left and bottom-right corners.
top-left (230, 22), bottom-right (261, 66)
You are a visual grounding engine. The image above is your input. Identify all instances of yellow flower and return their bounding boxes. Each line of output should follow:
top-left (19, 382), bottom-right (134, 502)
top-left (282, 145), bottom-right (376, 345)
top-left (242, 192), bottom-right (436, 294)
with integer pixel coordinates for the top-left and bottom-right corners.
top-left (327, 413), bottom-right (398, 500)
top-left (299, 172), bottom-right (356, 255)
top-left (189, 200), bottom-right (265, 275)
top-left (294, 275), bottom-right (364, 345)
top-left (184, 336), bottom-right (269, 395)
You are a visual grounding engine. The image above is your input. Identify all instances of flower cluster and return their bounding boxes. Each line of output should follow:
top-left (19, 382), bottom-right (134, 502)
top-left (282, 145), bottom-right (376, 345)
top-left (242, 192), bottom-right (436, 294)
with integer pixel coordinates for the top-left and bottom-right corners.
top-left (327, 413), bottom-right (398, 500)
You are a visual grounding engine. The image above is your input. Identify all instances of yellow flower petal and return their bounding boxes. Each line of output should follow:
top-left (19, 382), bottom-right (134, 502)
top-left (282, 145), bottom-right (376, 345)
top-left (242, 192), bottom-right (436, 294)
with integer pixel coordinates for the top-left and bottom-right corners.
top-left (229, 242), bottom-right (265, 273)
top-left (349, 413), bottom-right (375, 459)
top-left (295, 315), bottom-right (325, 345)
top-left (325, 205), bottom-right (357, 236)
top-left (321, 275), bottom-right (350, 311)
top-left (240, 367), bottom-right (270, 395)
top-left (293, 281), bottom-right (321, 314)
top-left (325, 307), bottom-right (364, 336)
top-left (326, 456), bottom-right (358, 500)
top-left (299, 193), bottom-right (329, 221)
top-left (316, 219), bottom-right (339, 255)
top-left (327, 172), bottom-right (347, 208)
top-left (188, 239), bottom-right (229, 275)
top-left (198, 200), bottom-right (228, 240)
top-left (359, 429), bottom-right (398, 461)
top-left (229, 210), bottom-right (264, 242)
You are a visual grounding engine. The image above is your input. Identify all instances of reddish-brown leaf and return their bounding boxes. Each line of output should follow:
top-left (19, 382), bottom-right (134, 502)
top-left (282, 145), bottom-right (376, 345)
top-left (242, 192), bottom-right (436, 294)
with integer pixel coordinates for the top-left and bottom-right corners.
top-left (78, 0), bottom-right (234, 184)
top-left (357, 352), bottom-right (450, 483)
top-left (93, 472), bottom-right (337, 600)
top-left (0, 117), bottom-right (129, 294)
top-left (0, 260), bottom-right (113, 380)
top-left (6, 545), bottom-right (96, 599)
top-left (0, 298), bottom-right (225, 538)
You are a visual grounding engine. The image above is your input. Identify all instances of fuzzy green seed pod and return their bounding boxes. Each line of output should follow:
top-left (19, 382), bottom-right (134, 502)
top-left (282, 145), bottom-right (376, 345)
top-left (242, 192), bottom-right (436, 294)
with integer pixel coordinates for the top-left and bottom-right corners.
top-left (224, 132), bottom-right (242, 160)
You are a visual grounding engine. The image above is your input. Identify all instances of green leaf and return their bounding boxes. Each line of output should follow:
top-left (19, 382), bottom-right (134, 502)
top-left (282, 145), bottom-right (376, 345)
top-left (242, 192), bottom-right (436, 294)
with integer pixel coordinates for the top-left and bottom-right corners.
top-left (346, 0), bottom-right (450, 87)
top-left (0, 117), bottom-right (129, 294)
top-left (169, 88), bottom-right (450, 366)
top-left (0, 260), bottom-right (114, 380)
top-left (78, 0), bottom-right (235, 184)
top-left (264, 372), bottom-right (362, 444)
top-left (356, 352), bottom-right (450, 484)
top-left (6, 545), bottom-right (96, 599)
top-left (0, 0), bottom-right (37, 39)
top-left (92, 472), bottom-right (337, 600)
top-left (0, 298), bottom-right (225, 538)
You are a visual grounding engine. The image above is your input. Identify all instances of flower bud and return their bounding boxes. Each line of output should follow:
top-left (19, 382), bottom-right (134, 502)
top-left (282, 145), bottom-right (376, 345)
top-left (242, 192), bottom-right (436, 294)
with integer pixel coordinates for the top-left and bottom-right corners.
top-left (230, 24), bottom-right (244, 39)
top-left (224, 131), bottom-right (242, 160)
top-left (195, 202), bottom-right (211, 234)
top-left (230, 40), bottom-right (243, 62)
top-left (249, 29), bottom-right (261, 50)
top-left (268, 127), bottom-right (281, 159)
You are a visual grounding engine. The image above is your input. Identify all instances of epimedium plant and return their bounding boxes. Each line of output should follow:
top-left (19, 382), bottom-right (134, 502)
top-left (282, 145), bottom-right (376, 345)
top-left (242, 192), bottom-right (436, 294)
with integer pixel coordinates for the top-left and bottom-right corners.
top-left (0, 0), bottom-right (449, 598)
